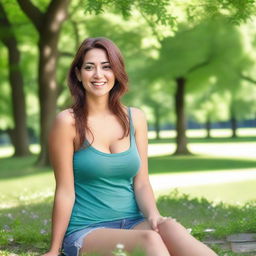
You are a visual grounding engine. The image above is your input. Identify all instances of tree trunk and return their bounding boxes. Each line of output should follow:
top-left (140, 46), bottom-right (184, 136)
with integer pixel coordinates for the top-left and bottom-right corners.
top-left (154, 106), bottom-right (160, 140)
top-left (17, 0), bottom-right (70, 166)
top-left (230, 102), bottom-right (237, 138)
top-left (206, 115), bottom-right (211, 139)
top-left (35, 34), bottom-right (59, 166)
top-left (230, 114), bottom-right (237, 138)
top-left (0, 3), bottom-right (30, 156)
top-left (8, 41), bottom-right (31, 156)
top-left (174, 77), bottom-right (191, 155)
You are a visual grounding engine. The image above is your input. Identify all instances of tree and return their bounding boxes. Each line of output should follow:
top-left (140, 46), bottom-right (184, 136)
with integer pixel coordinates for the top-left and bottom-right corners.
top-left (16, 0), bottom-right (71, 166)
top-left (147, 18), bottom-right (246, 154)
top-left (0, 3), bottom-right (30, 156)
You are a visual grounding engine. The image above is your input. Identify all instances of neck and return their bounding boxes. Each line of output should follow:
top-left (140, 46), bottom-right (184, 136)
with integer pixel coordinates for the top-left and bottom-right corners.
top-left (86, 95), bottom-right (111, 117)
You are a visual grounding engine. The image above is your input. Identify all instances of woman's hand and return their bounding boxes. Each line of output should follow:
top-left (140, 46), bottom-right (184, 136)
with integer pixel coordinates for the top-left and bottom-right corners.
top-left (42, 250), bottom-right (60, 256)
top-left (148, 215), bottom-right (172, 232)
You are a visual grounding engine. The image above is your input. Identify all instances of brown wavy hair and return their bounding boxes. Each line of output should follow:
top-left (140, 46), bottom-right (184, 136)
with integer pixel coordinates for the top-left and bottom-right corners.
top-left (68, 37), bottom-right (129, 150)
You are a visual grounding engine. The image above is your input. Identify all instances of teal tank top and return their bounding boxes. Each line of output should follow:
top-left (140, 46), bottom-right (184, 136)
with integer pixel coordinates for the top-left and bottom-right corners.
top-left (65, 107), bottom-right (143, 236)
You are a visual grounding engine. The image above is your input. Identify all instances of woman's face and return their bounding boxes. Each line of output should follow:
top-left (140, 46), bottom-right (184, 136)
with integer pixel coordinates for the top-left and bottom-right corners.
top-left (76, 48), bottom-right (115, 98)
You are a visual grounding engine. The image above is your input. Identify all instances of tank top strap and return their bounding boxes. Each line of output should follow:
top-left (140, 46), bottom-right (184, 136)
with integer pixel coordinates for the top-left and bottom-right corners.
top-left (128, 107), bottom-right (135, 135)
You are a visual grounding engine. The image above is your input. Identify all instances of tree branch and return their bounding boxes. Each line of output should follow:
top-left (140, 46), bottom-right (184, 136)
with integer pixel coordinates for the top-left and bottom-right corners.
top-left (240, 73), bottom-right (256, 85)
top-left (133, 2), bottom-right (161, 43)
top-left (139, 10), bottom-right (161, 42)
top-left (187, 55), bottom-right (212, 74)
top-left (16, 0), bottom-right (43, 31)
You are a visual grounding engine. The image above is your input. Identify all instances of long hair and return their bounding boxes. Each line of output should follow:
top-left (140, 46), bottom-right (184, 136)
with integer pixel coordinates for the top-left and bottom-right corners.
top-left (68, 37), bottom-right (129, 150)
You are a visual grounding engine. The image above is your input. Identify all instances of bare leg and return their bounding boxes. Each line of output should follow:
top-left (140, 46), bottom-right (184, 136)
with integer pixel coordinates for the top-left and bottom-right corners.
top-left (133, 219), bottom-right (218, 256)
top-left (80, 228), bottom-right (170, 256)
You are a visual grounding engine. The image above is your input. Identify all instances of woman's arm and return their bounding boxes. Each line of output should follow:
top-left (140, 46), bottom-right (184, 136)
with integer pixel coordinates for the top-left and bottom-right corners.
top-left (132, 108), bottom-right (163, 231)
top-left (44, 110), bottom-right (76, 255)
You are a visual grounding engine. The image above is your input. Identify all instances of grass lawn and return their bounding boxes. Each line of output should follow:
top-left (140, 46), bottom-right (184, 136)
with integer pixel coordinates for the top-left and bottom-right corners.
top-left (156, 179), bottom-right (256, 204)
top-left (0, 128), bottom-right (256, 255)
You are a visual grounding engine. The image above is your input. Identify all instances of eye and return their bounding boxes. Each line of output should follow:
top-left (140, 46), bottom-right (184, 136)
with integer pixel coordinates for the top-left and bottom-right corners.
top-left (103, 65), bottom-right (111, 69)
top-left (84, 65), bottom-right (93, 70)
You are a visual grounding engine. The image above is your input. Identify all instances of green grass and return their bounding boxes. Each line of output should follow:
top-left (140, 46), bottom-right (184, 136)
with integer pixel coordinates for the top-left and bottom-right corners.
top-left (1, 130), bottom-right (256, 255)
top-left (0, 189), bottom-right (255, 256)
top-left (0, 155), bottom-right (48, 179)
top-left (157, 179), bottom-right (256, 204)
top-left (149, 155), bottom-right (256, 174)
top-left (0, 156), bottom-right (53, 210)
top-left (157, 190), bottom-right (256, 239)
top-left (0, 199), bottom-right (52, 255)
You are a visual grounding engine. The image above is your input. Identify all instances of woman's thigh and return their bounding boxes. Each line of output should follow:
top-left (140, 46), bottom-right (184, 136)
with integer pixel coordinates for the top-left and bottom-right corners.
top-left (133, 219), bottom-right (217, 256)
top-left (132, 219), bottom-right (153, 230)
top-left (81, 228), bottom-right (157, 255)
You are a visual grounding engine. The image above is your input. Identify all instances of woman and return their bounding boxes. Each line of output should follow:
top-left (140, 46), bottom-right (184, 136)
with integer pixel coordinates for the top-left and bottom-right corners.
top-left (44, 37), bottom-right (217, 256)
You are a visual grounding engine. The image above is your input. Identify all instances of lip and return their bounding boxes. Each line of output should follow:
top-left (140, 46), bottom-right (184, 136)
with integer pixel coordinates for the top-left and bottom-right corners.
top-left (91, 81), bottom-right (106, 88)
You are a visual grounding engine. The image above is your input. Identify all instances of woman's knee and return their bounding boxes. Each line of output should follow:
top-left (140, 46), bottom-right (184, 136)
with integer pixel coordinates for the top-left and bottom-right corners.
top-left (139, 230), bottom-right (170, 255)
top-left (159, 218), bottom-right (186, 232)
top-left (140, 230), bottom-right (163, 245)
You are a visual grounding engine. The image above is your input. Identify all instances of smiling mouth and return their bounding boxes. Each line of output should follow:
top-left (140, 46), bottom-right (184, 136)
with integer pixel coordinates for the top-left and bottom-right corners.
top-left (91, 82), bottom-right (106, 87)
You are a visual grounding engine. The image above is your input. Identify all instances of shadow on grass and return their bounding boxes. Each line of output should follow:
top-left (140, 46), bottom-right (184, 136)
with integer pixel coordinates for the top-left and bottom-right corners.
top-left (0, 155), bottom-right (50, 180)
top-left (149, 155), bottom-right (256, 174)
top-left (1, 154), bottom-right (256, 180)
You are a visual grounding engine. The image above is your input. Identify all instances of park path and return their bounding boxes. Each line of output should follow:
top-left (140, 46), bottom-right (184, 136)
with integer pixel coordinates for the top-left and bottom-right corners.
top-left (148, 143), bottom-right (256, 159)
top-left (148, 141), bottom-right (256, 191)
top-left (149, 168), bottom-right (256, 191)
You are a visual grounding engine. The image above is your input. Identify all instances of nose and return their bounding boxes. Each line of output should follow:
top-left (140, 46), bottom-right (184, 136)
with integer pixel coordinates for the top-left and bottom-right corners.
top-left (93, 66), bottom-right (103, 78)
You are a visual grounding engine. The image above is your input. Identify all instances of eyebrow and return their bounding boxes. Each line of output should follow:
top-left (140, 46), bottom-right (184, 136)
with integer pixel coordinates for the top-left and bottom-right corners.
top-left (84, 61), bottom-right (110, 65)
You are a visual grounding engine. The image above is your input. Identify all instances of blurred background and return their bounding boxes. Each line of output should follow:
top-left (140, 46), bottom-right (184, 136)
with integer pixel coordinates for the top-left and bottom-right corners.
top-left (0, 0), bottom-right (256, 255)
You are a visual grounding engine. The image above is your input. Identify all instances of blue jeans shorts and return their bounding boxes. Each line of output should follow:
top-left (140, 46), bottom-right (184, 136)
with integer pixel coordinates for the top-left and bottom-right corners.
top-left (61, 216), bottom-right (145, 256)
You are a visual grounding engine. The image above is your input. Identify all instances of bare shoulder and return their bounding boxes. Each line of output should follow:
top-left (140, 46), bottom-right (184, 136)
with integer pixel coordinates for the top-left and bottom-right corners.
top-left (130, 107), bottom-right (147, 130)
top-left (50, 108), bottom-right (76, 138)
top-left (130, 107), bottom-right (147, 121)
top-left (55, 108), bottom-right (75, 124)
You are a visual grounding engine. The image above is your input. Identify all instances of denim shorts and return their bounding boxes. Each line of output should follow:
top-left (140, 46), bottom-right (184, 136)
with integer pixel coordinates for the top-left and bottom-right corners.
top-left (61, 216), bottom-right (145, 256)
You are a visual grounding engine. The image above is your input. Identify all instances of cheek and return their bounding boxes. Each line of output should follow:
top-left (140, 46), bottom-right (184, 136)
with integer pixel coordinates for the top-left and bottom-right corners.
top-left (81, 72), bottom-right (90, 80)
top-left (108, 73), bottom-right (115, 82)
top-left (105, 70), bottom-right (115, 78)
